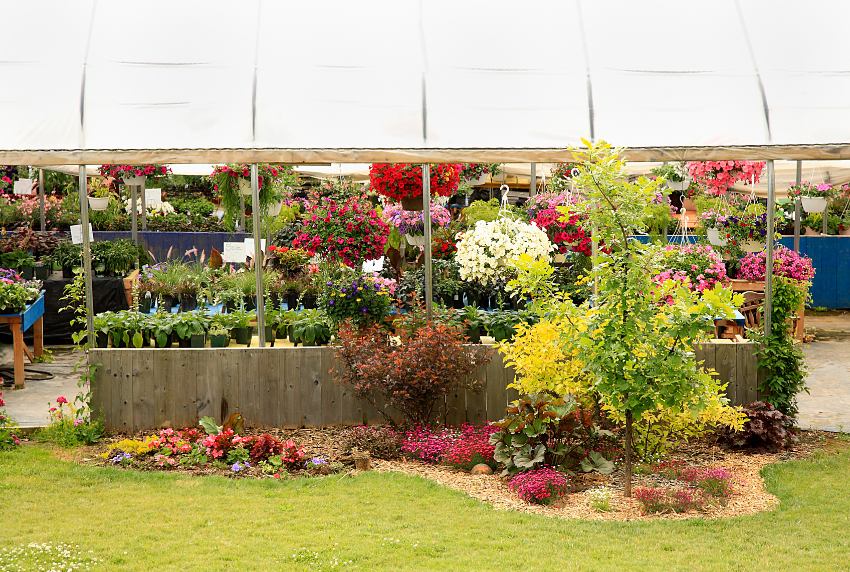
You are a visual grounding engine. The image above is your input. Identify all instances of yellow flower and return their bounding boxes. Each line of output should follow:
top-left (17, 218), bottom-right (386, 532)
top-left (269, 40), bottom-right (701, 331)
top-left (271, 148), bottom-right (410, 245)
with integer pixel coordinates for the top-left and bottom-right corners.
top-left (339, 293), bottom-right (345, 297)
top-left (356, 298), bottom-right (361, 302)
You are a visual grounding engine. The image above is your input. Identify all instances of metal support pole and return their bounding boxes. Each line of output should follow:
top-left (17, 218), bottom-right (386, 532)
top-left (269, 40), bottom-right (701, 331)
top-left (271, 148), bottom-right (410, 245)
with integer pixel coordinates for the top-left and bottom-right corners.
top-left (765, 160), bottom-right (775, 337)
top-left (78, 166), bottom-right (95, 344)
top-left (38, 169), bottom-right (45, 231)
top-left (130, 184), bottom-right (138, 247)
top-left (591, 200), bottom-right (598, 298)
top-left (529, 164), bottom-right (537, 197)
top-left (240, 196), bottom-right (246, 231)
top-left (794, 161), bottom-right (802, 252)
top-left (423, 164), bottom-right (433, 320)
top-left (140, 179), bottom-right (147, 231)
top-left (251, 164), bottom-right (265, 347)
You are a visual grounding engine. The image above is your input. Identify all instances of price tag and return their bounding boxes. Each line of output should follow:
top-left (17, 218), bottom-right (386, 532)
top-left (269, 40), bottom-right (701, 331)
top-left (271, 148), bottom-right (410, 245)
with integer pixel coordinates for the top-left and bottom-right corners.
top-left (222, 242), bottom-right (247, 263)
top-left (362, 257), bottom-right (385, 272)
top-left (243, 238), bottom-right (266, 256)
top-left (13, 179), bottom-right (34, 196)
top-left (70, 224), bottom-right (94, 245)
top-left (145, 188), bottom-right (162, 207)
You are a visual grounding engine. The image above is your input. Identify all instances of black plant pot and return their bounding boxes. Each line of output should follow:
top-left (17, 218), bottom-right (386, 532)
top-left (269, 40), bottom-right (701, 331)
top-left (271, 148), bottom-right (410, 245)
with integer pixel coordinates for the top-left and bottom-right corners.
top-left (180, 294), bottom-right (198, 313)
top-left (190, 333), bottom-right (205, 348)
top-left (35, 266), bottom-right (50, 280)
top-left (96, 332), bottom-right (110, 348)
top-left (269, 293), bottom-right (281, 310)
top-left (19, 266), bottom-right (34, 280)
top-left (210, 334), bottom-right (230, 348)
top-left (62, 266), bottom-right (74, 279)
top-left (302, 295), bottom-right (317, 310)
top-left (440, 294), bottom-right (453, 307)
top-left (232, 327), bottom-right (250, 345)
top-left (139, 297), bottom-right (152, 314)
top-left (264, 326), bottom-right (276, 347)
top-left (159, 294), bottom-right (176, 313)
top-left (224, 301), bottom-right (237, 313)
top-left (243, 296), bottom-right (257, 311)
top-left (452, 293), bottom-right (465, 310)
top-left (466, 327), bottom-right (481, 344)
top-left (285, 293), bottom-right (298, 310)
top-left (288, 325), bottom-right (299, 347)
top-left (177, 335), bottom-right (192, 348)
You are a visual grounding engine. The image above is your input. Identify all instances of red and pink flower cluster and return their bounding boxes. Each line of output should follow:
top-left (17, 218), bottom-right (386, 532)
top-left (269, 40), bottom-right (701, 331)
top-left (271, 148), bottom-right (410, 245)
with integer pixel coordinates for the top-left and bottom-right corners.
top-left (653, 243), bottom-right (728, 294)
top-left (369, 164), bottom-right (461, 202)
top-left (532, 208), bottom-right (591, 256)
top-left (508, 468), bottom-right (572, 505)
top-left (98, 165), bottom-right (171, 179)
top-left (686, 161), bottom-right (764, 196)
top-left (739, 246), bottom-right (815, 282)
top-left (294, 197), bottom-right (389, 266)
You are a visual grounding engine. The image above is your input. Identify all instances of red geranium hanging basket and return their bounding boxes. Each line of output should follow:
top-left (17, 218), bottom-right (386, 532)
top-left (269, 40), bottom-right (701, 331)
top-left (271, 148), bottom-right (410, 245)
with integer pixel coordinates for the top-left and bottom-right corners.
top-left (369, 164), bottom-right (461, 209)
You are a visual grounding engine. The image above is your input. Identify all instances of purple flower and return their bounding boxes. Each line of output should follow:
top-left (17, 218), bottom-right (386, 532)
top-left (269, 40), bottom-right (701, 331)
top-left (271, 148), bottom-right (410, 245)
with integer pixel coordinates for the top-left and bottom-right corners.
top-left (329, 300), bottom-right (334, 306)
top-left (361, 307), bottom-right (368, 313)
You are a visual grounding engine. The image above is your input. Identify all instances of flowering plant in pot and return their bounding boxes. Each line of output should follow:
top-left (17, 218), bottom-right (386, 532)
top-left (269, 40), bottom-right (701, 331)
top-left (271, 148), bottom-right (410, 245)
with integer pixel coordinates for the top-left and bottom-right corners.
top-left (698, 208), bottom-right (735, 246)
top-left (545, 163), bottom-right (580, 194)
top-left (460, 163), bottom-right (497, 185)
top-left (738, 246), bottom-right (815, 282)
top-left (431, 234), bottom-right (457, 260)
top-left (210, 164), bottom-right (293, 222)
top-left (382, 202), bottom-right (451, 246)
top-left (524, 189), bottom-right (579, 218)
top-left (717, 212), bottom-right (770, 252)
top-left (455, 217), bottom-right (553, 282)
top-left (293, 197), bottom-right (388, 266)
top-left (368, 164), bottom-right (461, 210)
top-left (650, 163), bottom-right (689, 191)
top-left (652, 243), bottom-right (728, 294)
top-left (686, 161), bottom-right (764, 196)
top-left (787, 181), bottom-right (834, 213)
top-left (532, 207), bottom-right (591, 258)
top-left (98, 165), bottom-right (171, 184)
top-left (318, 271), bottom-right (392, 327)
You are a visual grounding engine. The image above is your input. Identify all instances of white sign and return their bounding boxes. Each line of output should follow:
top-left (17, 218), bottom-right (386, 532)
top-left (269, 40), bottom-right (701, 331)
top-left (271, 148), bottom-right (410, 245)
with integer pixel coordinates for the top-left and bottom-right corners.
top-left (70, 224), bottom-right (94, 245)
top-left (13, 179), bottom-right (34, 196)
top-left (145, 188), bottom-right (162, 207)
top-left (362, 257), bottom-right (385, 272)
top-left (243, 238), bottom-right (267, 257)
top-left (222, 241), bottom-right (247, 263)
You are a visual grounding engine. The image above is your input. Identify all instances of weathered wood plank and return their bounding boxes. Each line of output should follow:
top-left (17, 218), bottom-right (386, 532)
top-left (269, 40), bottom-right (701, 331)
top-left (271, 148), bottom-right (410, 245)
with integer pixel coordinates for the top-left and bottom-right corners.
top-left (239, 349), bottom-right (260, 427)
top-left (714, 343), bottom-right (738, 406)
top-left (320, 347), bottom-right (341, 426)
top-left (218, 348), bottom-right (240, 424)
top-left (444, 384), bottom-right (466, 426)
top-left (89, 350), bottom-right (110, 429)
top-left (487, 350), bottom-right (510, 421)
top-left (258, 348), bottom-right (281, 428)
top-left (300, 347), bottom-right (323, 428)
top-left (738, 342), bottom-right (760, 406)
top-left (194, 349), bottom-right (218, 426)
top-left (112, 350), bottom-right (133, 433)
top-left (281, 348), bottom-right (301, 428)
top-left (465, 366), bottom-right (488, 426)
top-left (152, 349), bottom-right (169, 428)
top-left (133, 350), bottom-right (155, 433)
top-left (333, 355), bottom-right (364, 426)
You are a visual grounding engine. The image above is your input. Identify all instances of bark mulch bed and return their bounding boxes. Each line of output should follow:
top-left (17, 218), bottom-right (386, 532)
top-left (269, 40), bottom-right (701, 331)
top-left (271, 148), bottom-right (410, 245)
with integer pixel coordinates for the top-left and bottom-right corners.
top-left (59, 427), bottom-right (846, 521)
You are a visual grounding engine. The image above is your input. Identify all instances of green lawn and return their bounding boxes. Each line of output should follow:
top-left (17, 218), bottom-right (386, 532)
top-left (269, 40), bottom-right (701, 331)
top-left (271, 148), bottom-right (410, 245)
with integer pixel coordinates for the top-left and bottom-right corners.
top-left (1, 445), bottom-right (849, 571)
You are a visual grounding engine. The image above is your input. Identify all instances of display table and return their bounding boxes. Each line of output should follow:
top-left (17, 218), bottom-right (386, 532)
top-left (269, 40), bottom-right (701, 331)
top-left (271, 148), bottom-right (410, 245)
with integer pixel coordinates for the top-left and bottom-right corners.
top-left (0, 293), bottom-right (44, 388)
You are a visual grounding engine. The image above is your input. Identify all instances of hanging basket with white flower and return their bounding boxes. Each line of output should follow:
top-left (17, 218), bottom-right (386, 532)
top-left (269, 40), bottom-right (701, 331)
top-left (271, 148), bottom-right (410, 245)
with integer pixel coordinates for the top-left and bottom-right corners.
top-left (455, 217), bottom-right (554, 282)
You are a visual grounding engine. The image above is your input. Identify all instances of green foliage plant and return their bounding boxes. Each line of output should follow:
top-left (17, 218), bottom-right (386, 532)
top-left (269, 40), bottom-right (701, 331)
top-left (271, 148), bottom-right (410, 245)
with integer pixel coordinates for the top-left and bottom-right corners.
top-left (506, 140), bottom-right (744, 498)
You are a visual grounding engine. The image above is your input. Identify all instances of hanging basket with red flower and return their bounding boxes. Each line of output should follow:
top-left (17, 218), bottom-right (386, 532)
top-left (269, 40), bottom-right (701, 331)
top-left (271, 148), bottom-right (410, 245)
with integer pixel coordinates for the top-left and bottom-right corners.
top-left (98, 164), bottom-right (171, 185)
top-left (532, 207), bottom-right (591, 257)
top-left (431, 235), bottom-right (457, 260)
top-left (685, 161), bottom-right (765, 196)
top-left (369, 164), bottom-right (461, 209)
top-left (293, 197), bottom-right (389, 266)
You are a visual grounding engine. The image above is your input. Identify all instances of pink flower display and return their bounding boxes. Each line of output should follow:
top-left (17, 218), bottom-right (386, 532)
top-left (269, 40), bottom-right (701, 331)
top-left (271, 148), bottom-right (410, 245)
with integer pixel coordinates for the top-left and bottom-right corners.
top-left (738, 246), bottom-right (815, 282)
top-left (686, 161), bottom-right (765, 196)
top-left (653, 243), bottom-right (728, 294)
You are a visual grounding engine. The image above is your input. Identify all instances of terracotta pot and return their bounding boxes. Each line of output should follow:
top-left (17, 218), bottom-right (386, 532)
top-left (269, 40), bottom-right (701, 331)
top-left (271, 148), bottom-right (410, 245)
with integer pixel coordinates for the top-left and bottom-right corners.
top-left (839, 228), bottom-right (850, 236)
top-left (804, 226), bottom-right (821, 236)
top-left (681, 197), bottom-right (697, 211)
top-left (741, 239), bottom-right (766, 253)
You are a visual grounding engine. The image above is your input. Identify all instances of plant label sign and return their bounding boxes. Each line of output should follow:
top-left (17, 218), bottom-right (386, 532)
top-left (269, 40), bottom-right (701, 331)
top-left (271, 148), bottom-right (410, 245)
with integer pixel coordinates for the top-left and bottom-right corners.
top-left (243, 238), bottom-right (266, 257)
top-left (70, 224), bottom-right (94, 245)
top-left (222, 242), bottom-right (247, 263)
top-left (362, 257), bottom-right (384, 272)
top-left (13, 179), bottom-right (34, 195)
top-left (145, 188), bottom-right (162, 207)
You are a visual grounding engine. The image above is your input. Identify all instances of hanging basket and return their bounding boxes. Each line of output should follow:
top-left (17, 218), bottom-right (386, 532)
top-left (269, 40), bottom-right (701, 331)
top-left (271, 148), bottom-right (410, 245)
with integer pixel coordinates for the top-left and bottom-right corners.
top-left (238, 177), bottom-right (253, 196)
top-left (741, 239), bottom-right (766, 253)
top-left (800, 196), bottom-right (827, 213)
top-left (400, 196), bottom-right (423, 211)
top-left (268, 200), bottom-right (283, 217)
top-left (666, 180), bottom-right (688, 191)
top-left (122, 174), bottom-right (145, 187)
top-left (707, 228), bottom-right (727, 247)
top-left (553, 253), bottom-right (567, 263)
top-left (405, 234), bottom-right (426, 246)
top-left (88, 196), bottom-right (110, 211)
top-left (465, 173), bottom-right (488, 186)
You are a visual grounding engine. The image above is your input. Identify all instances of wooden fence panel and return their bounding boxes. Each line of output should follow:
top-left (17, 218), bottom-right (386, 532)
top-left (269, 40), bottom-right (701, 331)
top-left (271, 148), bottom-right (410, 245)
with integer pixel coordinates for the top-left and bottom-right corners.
top-left (258, 349), bottom-right (282, 428)
top-left (486, 351), bottom-right (509, 421)
top-left (194, 349), bottom-right (218, 428)
top-left (737, 342), bottom-right (759, 406)
top-left (320, 348), bottom-right (342, 426)
top-left (300, 347), bottom-right (323, 428)
top-left (281, 349), bottom-right (301, 428)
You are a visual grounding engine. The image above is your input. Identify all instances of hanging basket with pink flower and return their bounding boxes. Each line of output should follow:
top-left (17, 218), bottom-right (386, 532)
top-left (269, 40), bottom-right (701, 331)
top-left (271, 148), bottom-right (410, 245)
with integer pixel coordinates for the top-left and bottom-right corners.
top-left (652, 243), bottom-right (729, 294)
top-left (686, 161), bottom-right (765, 196)
top-left (532, 207), bottom-right (591, 258)
top-left (98, 165), bottom-right (171, 186)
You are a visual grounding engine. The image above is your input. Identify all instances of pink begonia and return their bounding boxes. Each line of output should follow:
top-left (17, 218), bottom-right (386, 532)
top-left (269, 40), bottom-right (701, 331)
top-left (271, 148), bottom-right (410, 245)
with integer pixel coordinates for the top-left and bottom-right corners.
top-left (686, 161), bottom-right (765, 196)
top-left (739, 246), bottom-right (815, 282)
top-left (653, 243), bottom-right (728, 294)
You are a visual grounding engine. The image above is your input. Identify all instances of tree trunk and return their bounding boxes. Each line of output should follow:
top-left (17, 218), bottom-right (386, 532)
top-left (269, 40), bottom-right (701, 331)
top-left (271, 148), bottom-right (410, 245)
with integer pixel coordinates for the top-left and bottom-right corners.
top-left (624, 409), bottom-right (633, 498)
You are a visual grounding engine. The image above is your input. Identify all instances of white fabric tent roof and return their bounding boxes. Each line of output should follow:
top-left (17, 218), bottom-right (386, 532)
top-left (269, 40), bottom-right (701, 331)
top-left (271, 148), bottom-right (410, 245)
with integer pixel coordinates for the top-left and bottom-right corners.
top-left (2, 0), bottom-right (850, 164)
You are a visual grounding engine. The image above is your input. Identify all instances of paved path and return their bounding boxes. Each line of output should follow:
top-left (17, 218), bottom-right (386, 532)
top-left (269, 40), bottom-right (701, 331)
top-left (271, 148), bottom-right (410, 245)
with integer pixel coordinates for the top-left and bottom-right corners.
top-left (1, 347), bottom-right (84, 428)
top-left (796, 316), bottom-right (850, 432)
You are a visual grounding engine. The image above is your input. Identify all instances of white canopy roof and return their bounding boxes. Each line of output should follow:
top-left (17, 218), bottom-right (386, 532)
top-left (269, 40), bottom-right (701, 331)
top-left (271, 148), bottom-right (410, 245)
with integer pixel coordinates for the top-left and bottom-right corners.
top-left (2, 0), bottom-right (850, 164)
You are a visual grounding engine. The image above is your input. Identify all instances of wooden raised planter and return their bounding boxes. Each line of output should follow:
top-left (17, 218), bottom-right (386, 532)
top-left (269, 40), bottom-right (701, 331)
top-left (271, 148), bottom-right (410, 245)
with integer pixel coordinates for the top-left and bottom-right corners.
top-left (728, 279), bottom-right (805, 341)
top-left (90, 342), bottom-right (762, 432)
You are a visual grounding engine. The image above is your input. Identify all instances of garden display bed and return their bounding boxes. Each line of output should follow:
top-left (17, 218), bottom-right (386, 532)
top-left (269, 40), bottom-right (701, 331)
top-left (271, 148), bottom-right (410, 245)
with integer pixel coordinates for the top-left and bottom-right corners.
top-left (90, 343), bottom-right (764, 433)
top-left (64, 426), bottom-right (837, 521)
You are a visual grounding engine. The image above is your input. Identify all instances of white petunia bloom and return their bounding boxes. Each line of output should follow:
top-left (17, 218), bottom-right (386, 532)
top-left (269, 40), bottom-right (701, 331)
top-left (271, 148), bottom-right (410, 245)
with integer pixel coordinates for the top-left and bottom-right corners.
top-left (455, 217), bottom-right (553, 282)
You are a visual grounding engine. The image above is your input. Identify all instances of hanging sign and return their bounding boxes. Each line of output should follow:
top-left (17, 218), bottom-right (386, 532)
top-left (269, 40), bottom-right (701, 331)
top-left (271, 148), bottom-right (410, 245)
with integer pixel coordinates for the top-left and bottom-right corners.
top-left (145, 188), bottom-right (162, 207)
top-left (70, 224), bottom-right (94, 245)
top-left (13, 179), bottom-right (34, 196)
top-left (222, 242), bottom-right (247, 263)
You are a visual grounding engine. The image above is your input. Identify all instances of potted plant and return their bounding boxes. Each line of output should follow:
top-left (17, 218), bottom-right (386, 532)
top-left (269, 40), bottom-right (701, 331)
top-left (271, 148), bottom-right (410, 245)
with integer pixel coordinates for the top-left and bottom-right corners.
top-left (318, 271), bottom-right (393, 328)
top-left (460, 163), bottom-right (491, 187)
top-left (12, 250), bottom-right (36, 281)
top-left (210, 164), bottom-right (290, 224)
top-left (698, 208), bottom-right (731, 246)
top-left (457, 305), bottom-right (484, 343)
top-left (291, 309), bottom-right (332, 347)
top-left (651, 243), bottom-right (729, 294)
top-left (650, 163), bottom-right (689, 191)
top-left (48, 241), bottom-right (82, 279)
top-left (215, 288), bottom-right (242, 313)
top-left (532, 206), bottom-right (591, 259)
top-left (788, 181), bottom-right (834, 213)
top-left (840, 211), bottom-right (850, 236)
top-left (455, 217), bottom-right (553, 283)
top-left (99, 165), bottom-right (171, 187)
top-left (92, 312), bottom-right (112, 348)
top-left (34, 261), bottom-right (50, 281)
top-left (382, 202), bottom-right (451, 247)
top-left (228, 308), bottom-right (254, 345)
top-left (717, 212), bottom-right (770, 253)
top-left (208, 323), bottom-right (231, 348)
top-left (369, 163), bottom-right (462, 211)
top-left (86, 177), bottom-right (114, 211)
top-left (686, 160), bottom-right (765, 196)
top-left (148, 310), bottom-right (177, 348)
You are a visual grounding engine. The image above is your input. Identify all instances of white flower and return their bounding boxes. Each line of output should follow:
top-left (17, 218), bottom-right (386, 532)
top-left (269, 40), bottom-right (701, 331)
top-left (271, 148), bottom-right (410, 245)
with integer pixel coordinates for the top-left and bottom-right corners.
top-left (455, 216), bottom-right (553, 282)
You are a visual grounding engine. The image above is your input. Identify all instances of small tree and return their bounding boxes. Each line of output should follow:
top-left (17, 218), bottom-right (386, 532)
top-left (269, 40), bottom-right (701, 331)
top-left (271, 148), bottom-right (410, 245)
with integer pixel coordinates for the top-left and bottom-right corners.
top-left (335, 319), bottom-right (491, 426)
top-left (508, 140), bottom-right (743, 497)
